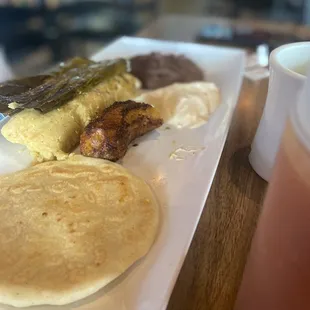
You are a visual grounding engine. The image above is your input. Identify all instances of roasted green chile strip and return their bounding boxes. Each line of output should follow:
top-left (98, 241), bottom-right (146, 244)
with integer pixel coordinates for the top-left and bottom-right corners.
top-left (0, 57), bottom-right (129, 115)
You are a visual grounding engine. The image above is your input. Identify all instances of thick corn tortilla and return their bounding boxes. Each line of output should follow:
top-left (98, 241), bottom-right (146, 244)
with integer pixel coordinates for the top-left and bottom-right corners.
top-left (0, 155), bottom-right (159, 307)
top-left (1, 73), bottom-right (139, 162)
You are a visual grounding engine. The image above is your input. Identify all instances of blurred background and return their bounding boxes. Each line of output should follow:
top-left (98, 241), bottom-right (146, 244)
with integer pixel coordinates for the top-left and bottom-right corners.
top-left (0, 0), bottom-right (309, 77)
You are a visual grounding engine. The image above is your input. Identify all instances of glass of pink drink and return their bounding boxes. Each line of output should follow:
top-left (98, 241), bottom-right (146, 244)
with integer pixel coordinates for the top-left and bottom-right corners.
top-left (234, 68), bottom-right (310, 309)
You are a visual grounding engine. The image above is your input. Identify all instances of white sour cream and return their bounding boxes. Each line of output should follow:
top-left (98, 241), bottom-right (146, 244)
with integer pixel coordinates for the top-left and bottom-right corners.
top-left (135, 82), bottom-right (220, 129)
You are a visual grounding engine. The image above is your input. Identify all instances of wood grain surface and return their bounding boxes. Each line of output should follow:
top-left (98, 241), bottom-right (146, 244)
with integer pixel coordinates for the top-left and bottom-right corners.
top-left (167, 78), bottom-right (269, 310)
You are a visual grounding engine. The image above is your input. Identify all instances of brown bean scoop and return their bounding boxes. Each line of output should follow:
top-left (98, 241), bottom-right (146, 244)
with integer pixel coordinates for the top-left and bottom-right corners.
top-left (80, 100), bottom-right (163, 161)
top-left (130, 52), bottom-right (204, 89)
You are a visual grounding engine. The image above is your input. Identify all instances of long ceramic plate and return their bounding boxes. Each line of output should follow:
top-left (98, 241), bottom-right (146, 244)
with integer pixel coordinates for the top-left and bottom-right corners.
top-left (0, 37), bottom-right (245, 310)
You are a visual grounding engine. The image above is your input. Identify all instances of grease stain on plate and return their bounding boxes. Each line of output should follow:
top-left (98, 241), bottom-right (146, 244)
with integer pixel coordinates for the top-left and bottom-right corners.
top-left (169, 146), bottom-right (205, 161)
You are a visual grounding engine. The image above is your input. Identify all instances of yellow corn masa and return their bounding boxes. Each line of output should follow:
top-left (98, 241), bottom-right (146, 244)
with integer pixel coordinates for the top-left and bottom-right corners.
top-left (1, 73), bottom-right (139, 162)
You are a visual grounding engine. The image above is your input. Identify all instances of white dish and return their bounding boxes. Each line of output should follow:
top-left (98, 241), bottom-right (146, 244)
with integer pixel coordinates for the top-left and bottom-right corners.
top-left (0, 37), bottom-right (245, 310)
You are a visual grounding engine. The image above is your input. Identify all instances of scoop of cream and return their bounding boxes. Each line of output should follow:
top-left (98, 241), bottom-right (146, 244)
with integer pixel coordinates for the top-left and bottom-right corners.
top-left (135, 82), bottom-right (220, 129)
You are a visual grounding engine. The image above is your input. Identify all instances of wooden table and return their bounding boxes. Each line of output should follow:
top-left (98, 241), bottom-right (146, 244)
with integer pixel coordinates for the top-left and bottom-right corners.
top-left (136, 15), bottom-right (279, 310)
top-left (167, 77), bottom-right (268, 310)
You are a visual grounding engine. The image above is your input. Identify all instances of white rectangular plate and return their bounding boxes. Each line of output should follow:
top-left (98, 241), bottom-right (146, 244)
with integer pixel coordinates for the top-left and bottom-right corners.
top-left (0, 37), bottom-right (245, 310)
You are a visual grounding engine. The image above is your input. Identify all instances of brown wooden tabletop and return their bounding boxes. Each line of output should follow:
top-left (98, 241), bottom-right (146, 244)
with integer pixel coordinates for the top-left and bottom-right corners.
top-left (166, 77), bottom-right (269, 310)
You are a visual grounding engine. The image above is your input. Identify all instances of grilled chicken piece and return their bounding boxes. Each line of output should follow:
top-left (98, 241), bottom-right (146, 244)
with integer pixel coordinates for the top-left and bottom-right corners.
top-left (80, 100), bottom-right (163, 161)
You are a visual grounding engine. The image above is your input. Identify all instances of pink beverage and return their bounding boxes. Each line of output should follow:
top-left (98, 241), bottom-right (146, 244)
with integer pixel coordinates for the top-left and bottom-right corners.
top-left (234, 120), bottom-right (310, 310)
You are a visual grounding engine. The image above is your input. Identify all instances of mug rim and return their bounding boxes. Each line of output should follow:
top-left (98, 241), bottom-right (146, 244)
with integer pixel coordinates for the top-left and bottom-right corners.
top-left (270, 41), bottom-right (310, 80)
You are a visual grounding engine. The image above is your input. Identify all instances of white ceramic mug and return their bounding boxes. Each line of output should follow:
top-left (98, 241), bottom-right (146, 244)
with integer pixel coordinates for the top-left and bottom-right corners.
top-left (249, 42), bottom-right (310, 181)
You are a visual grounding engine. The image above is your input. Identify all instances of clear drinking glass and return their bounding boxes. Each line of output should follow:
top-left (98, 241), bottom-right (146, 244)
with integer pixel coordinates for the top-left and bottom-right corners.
top-left (234, 70), bottom-right (310, 309)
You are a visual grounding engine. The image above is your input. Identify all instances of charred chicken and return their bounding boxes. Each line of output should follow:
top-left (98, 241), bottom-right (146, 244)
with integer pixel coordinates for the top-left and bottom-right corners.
top-left (80, 100), bottom-right (163, 161)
